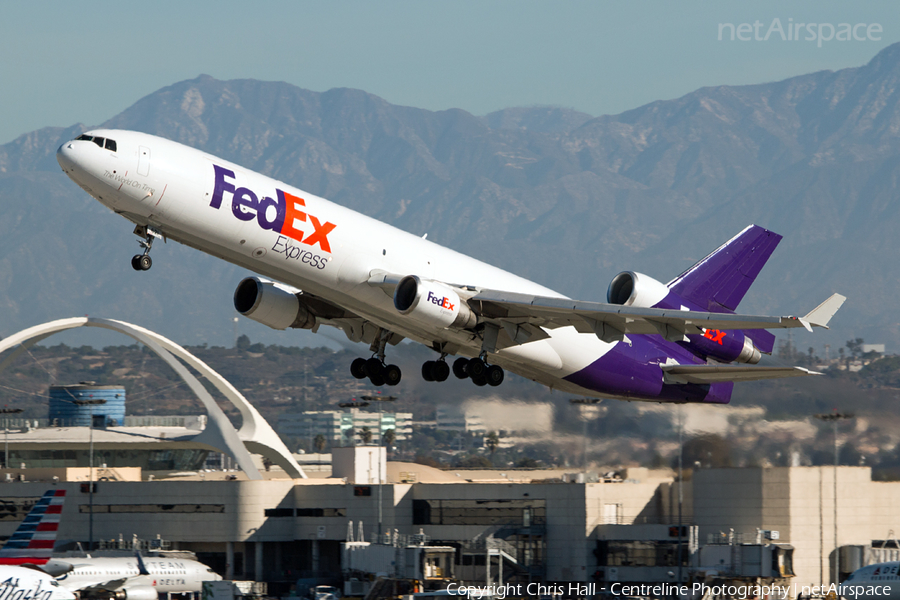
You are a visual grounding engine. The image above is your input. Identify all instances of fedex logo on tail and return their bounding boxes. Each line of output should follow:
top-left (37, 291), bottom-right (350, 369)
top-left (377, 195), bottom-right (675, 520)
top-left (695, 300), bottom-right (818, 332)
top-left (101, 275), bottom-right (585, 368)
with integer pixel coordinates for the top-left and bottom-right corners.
top-left (427, 291), bottom-right (455, 311)
top-left (211, 165), bottom-right (336, 253)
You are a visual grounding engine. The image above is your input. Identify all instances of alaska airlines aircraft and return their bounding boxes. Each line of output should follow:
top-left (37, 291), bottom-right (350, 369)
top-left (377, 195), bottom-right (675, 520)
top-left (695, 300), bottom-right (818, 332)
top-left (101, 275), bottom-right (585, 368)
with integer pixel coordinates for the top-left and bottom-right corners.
top-left (56, 130), bottom-right (844, 403)
top-left (0, 566), bottom-right (77, 600)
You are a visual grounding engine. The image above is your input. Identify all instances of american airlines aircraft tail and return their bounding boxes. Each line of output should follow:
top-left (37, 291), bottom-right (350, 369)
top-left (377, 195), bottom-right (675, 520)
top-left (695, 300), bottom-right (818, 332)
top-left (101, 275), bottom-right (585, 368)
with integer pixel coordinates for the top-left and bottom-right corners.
top-left (0, 489), bottom-right (66, 566)
top-left (55, 129), bottom-right (845, 404)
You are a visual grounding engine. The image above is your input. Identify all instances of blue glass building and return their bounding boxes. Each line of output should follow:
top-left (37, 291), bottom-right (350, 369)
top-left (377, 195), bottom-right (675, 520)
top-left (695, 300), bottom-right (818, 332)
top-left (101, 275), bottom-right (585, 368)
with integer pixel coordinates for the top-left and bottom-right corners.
top-left (48, 383), bottom-right (126, 427)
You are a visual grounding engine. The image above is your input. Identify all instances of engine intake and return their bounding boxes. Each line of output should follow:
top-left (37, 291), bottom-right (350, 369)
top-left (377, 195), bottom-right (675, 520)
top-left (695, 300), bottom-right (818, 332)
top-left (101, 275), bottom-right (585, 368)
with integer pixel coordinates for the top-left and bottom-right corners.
top-left (607, 271), bottom-right (669, 308)
top-left (234, 277), bottom-right (316, 330)
top-left (393, 276), bottom-right (477, 329)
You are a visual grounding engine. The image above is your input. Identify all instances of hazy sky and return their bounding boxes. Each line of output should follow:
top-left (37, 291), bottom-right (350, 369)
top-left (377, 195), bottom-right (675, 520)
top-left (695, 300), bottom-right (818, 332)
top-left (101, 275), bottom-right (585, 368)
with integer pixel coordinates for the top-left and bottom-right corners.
top-left (1, 1), bottom-right (898, 145)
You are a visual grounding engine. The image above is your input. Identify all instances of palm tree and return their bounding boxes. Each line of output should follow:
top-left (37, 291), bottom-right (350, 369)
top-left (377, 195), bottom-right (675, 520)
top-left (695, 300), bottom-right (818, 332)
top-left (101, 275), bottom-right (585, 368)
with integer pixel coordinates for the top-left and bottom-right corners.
top-left (313, 434), bottom-right (327, 454)
top-left (359, 426), bottom-right (373, 445)
top-left (485, 431), bottom-right (499, 456)
top-left (383, 428), bottom-right (396, 451)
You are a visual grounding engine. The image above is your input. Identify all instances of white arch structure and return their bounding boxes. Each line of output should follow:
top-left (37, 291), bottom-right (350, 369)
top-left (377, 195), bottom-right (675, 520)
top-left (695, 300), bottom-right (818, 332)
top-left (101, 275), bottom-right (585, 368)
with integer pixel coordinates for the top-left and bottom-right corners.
top-left (0, 317), bottom-right (306, 480)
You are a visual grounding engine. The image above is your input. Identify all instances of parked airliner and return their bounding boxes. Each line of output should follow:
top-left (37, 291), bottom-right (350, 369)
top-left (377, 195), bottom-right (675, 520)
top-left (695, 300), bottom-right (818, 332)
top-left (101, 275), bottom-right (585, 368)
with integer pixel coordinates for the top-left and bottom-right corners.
top-left (842, 561), bottom-right (900, 599)
top-left (56, 130), bottom-right (844, 403)
top-left (0, 490), bottom-right (76, 600)
top-left (54, 553), bottom-right (220, 600)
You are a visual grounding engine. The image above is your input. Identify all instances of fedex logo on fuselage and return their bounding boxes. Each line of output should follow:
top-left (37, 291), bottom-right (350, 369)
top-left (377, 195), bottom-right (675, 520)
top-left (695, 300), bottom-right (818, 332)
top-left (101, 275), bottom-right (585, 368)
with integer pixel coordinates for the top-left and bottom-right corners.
top-left (210, 165), bottom-right (336, 252)
top-left (427, 291), bottom-right (455, 311)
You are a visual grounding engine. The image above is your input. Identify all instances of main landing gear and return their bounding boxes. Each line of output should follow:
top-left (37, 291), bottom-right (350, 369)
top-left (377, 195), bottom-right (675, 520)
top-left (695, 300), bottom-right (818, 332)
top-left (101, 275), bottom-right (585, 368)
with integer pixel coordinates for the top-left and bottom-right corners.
top-left (350, 329), bottom-right (402, 387)
top-left (422, 355), bottom-right (504, 387)
top-left (131, 225), bottom-right (162, 271)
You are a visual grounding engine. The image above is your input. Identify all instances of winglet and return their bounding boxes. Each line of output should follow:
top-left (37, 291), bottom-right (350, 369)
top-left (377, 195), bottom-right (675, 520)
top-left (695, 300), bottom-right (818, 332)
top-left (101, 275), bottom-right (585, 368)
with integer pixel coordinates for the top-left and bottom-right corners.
top-left (803, 293), bottom-right (847, 329)
top-left (135, 550), bottom-right (150, 576)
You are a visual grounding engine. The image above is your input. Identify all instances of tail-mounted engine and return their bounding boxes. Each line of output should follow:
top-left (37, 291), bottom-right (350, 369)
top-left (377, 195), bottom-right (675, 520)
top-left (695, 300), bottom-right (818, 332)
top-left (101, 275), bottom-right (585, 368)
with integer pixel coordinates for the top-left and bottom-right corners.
top-left (607, 271), bottom-right (761, 364)
top-left (393, 275), bottom-right (477, 329)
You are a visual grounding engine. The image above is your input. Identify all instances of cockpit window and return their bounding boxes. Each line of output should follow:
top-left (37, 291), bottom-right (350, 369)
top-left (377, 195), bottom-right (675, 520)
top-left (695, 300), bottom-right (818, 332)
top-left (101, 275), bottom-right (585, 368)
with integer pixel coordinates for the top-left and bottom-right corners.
top-left (74, 134), bottom-right (117, 152)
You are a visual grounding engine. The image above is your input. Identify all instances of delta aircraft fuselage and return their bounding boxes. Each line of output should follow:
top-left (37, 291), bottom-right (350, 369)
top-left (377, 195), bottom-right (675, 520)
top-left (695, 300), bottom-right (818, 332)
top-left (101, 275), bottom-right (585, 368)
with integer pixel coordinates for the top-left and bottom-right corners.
top-left (56, 129), bottom-right (838, 403)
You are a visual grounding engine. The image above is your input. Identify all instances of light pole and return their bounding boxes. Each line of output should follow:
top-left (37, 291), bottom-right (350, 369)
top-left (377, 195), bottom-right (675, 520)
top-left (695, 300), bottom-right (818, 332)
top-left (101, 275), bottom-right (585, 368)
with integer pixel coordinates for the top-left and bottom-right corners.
top-left (0, 408), bottom-right (24, 469)
top-left (361, 394), bottom-right (397, 542)
top-left (815, 411), bottom-right (854, 584)
top-left (60, 398), bottom-right (106, 551)
top-left (569, 399), bottom-right (603, 472)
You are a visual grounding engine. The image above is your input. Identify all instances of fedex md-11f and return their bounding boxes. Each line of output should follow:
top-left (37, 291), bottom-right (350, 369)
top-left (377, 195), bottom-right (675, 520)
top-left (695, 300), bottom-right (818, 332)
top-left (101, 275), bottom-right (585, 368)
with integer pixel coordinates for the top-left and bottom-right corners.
top-left (56, 130), bottom-right (844, 403)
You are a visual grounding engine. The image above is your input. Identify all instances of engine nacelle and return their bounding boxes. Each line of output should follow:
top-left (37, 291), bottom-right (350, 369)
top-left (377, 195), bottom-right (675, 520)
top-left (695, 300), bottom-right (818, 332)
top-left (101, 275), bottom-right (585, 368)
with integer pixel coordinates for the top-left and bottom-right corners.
top-left (82, 587), bottom-right (159, 600)
top-left (233, 277), bottom-right (316, 330)
top-left (117, 587), bottom-right (159, 600)
top-left (607, 271), bottom-right (670, 308)
top-left (607, 271), bottom-right (761, 364)
top-left (393, 276), bottom-right (477, 329)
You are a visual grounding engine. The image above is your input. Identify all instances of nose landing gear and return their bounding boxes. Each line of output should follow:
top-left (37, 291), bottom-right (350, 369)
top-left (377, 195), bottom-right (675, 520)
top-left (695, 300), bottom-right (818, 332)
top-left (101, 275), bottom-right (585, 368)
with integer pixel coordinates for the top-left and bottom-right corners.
top-left (131, 225), bottom-right (163, 271)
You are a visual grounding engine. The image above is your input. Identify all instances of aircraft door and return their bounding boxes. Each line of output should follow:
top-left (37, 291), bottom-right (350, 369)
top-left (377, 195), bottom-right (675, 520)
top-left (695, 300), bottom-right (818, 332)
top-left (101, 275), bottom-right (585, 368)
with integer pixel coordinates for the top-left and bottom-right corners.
top-left (137, 146), bottom-right (151, 176)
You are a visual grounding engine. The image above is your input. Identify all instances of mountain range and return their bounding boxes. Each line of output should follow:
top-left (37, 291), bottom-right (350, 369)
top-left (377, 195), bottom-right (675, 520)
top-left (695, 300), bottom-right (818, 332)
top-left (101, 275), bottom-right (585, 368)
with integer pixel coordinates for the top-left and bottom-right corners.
top-left (4, 44), bottom-right (900, 355)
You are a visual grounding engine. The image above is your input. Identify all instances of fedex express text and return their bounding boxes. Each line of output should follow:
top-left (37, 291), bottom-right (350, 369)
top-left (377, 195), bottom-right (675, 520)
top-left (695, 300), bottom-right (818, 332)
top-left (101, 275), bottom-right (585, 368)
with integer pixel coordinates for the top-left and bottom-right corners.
top-left (211, 165), bottom-right (335, 270)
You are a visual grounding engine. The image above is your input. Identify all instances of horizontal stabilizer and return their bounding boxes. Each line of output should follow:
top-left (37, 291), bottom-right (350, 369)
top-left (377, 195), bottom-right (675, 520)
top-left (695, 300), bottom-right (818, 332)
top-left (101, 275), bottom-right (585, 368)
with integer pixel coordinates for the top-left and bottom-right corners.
top-left (662, 364), bottom-right (819, 384)
top-left (801, 293), bottom-right (846, 330)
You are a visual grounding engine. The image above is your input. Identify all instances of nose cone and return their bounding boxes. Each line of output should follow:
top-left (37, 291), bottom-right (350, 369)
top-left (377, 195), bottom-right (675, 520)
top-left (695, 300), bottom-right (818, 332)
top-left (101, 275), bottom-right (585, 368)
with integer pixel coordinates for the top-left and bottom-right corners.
top-left (56, 141), bottom-right (76, 172)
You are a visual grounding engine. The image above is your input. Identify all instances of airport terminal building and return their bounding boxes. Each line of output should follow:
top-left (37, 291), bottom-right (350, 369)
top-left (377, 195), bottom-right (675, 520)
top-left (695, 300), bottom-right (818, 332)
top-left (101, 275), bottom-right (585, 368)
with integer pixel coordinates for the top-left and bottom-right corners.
top-left (0, 461), bottom-right (896, 595)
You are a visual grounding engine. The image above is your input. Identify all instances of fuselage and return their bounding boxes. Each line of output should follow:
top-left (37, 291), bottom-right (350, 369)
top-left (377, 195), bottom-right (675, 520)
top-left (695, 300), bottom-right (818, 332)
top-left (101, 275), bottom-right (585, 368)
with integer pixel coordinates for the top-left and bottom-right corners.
top-left (55, 556), bottom-right (220, 594)
top-left (842, 561), bottom-right (900, 600)
top-left (0, 566), bottom-right (76, 600)
top-left (56, 129), bottom-right (731, 403)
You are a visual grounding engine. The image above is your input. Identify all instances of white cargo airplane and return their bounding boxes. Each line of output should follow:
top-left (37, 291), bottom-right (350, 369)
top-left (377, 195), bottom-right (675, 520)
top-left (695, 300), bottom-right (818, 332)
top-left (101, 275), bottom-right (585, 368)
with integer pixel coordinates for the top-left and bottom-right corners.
top-left (56, 130), bottom-right (844, 404)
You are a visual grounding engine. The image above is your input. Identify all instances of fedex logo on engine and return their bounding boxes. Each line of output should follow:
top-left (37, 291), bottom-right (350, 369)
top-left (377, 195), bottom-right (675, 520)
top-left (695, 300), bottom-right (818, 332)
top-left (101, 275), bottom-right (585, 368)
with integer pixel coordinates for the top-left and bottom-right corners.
top-left (427, 291), bottom-right (455, 311)
top-left (210, 165), bottom-right (336, 252)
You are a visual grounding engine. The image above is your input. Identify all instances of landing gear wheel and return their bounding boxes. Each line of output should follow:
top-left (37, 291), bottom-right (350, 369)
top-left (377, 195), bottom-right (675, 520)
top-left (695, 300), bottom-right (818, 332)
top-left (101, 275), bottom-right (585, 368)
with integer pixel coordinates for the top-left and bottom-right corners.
top-left (131, 255), bottom-right (143, 271)
top-left (471, 374), bottom-right (487, 387)
top-left (468, 358), bottom-right (487, 379)
top-left (350, 358), bottom-right (367, 379)
top-left (384, 364), bottom-right (402, 386)
top-left (453, 357), bottom-right (469, 379)
top-left (432, 361), bottom-right (450, 382)
top-left (365, 358), bottom-right (386, 385)
top-left (138, 255), bottom-right (152, 271)
top-left (486, 365), bottom-right (504, 387)
top-left (364, 357), bottom-right (383, 378)
top-left (421, 361), bottom-right (435, 382)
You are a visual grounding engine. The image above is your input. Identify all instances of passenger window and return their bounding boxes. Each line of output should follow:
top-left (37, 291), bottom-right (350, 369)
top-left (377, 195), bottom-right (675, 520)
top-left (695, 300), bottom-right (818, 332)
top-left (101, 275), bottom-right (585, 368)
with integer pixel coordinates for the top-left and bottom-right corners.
top-left (77, 134), bottom-right (92, 141)
top-left (92, 137), bottom-right (105, 148)
top-left (105, 139), bottom-right (117, 152)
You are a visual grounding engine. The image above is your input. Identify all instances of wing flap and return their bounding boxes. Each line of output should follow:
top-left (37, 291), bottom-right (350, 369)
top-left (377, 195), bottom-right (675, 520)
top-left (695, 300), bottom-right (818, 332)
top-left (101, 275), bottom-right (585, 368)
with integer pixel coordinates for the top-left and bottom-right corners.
top-left (662, 364), bottom-right (819, 384)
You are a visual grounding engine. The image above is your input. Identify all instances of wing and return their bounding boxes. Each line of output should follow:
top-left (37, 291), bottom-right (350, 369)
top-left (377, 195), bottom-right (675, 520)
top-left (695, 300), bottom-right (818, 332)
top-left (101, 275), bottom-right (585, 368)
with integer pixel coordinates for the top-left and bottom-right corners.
top-left (367, 271), bottom-right (845, 346)
top-left (465, 289), bottom-right (846, 343)
top-left (662, 364), bottom-right (819, 384)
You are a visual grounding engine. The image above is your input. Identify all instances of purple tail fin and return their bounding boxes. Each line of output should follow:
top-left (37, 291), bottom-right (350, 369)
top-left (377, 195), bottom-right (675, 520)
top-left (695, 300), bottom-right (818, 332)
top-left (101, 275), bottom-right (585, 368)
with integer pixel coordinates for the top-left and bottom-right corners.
top-left (667, 224), bottom-right (782, 353)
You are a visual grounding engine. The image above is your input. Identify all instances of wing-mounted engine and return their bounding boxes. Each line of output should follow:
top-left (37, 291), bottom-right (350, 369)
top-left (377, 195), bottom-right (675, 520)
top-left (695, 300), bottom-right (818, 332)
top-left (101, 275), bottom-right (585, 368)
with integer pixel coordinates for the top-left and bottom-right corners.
top-left (111, 587), bottom-right (158, 600)
top-left (234, 277), bottom-right (315, 330)
top-left (393, 275), bottom-right (477, 329)
top-left (234, 277), bottom-right (355, 331)
top-left (607, 271), bottom-right (761, 364)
